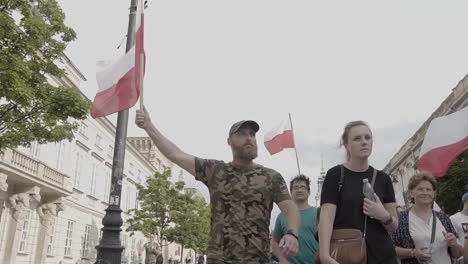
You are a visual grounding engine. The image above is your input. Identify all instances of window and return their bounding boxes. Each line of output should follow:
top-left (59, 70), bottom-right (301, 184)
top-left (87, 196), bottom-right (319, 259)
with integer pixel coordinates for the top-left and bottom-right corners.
top-left (74, 151), bottom-right (84, 189)
top-left (121, 184), bottom-right (128, 211)
top-left (126, 186), bottom-right (132, 211)
top-left (107, 145), bottom-right (114, 159)
top-left (128, 162), bottom-right (135, 176)
top-left (130, 237), bottom-right (136, 263)
top-left (137, 170), bottom-right (142, 181)
top-left (79, 122), bottom-right (88, 138)
top-left (90, 163), bottom-right (98, 196)
top-left (0, 202), bottom-right (6, 249)
top-left (82, 224), bottom-right (91, 258)
top-left (29, 142), bottom-right (41, 158)
top-left (46, 219), bottom-right (56, 255)
top-left (82, 158), bottom-right (94, 194)
top-left (18, 210), bottom-right (31, 253)
top-left (134, 189), bottom-right (139, 210)
top-left (121, 234), bottom-right (128, 262)
top-left (104, 170), bottom-right (111, 203)
top-left (64, 220), bottom-right (74, 257)
top-left (55, 141), bottom-right (66, 171)
top-left (95, 134), bottom-right (103, 149)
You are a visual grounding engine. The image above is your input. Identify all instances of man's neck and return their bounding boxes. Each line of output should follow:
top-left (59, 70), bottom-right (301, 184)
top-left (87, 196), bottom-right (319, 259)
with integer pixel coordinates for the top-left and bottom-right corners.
top-left (461, 206), bottom-right (468, 216)
top-left (345, 158), bottom-right (369, 172)
top-left (295, 200), bottom-right (311, 210)
top-left (231, 158), bottom-right (254, 170)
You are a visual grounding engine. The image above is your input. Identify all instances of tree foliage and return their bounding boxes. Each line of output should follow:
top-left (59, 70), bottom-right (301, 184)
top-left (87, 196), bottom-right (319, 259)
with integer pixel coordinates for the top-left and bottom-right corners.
top-left (436, 150), bottom-right (468, 215)
top-left (0, 0), bottom-right (89, 151)
top-left (168, 193), bottom-right (210, 255)
top-left (127, 169), bottom-right (183, 245)
top-left (127, 169), bottom-right (210, 254)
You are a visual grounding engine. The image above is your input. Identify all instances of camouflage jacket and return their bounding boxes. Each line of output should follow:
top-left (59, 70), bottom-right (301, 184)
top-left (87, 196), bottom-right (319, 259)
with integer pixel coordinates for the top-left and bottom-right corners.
top-left (195, 158), bottom-right (291, 263)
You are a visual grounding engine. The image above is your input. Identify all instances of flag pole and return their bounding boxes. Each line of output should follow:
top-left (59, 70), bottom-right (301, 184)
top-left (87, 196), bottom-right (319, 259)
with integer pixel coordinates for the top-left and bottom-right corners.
top-left (139, 53), bottom-right (144, 110)
top-left (95, 0), bottom-right (137, 263)
top-left (289, 113), bottom-right (301, 175)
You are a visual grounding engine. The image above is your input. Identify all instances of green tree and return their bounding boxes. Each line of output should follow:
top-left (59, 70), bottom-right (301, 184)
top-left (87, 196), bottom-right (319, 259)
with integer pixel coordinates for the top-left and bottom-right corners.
top-left (168, 192), bottom-right (210, 260)
top-left (436, 150), bottom-right (468, 215)
top-left (127, 169), bottom-right (211, 257)
top-left (127, 169), bottom-right (184, 246)
top-left (190, 196), bottom-right (210, 254)
top-left (0, 0), bottom-right (89, 151)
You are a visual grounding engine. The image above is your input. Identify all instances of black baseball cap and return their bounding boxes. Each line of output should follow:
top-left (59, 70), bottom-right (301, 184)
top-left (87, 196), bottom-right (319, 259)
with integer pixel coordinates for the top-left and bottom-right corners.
top-left (229, 120), bottom-right (260, 136)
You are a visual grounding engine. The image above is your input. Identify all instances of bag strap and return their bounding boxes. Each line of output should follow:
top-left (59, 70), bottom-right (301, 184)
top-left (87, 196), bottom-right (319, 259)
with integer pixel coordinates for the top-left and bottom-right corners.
top-left (338, 165), bottom-right (345, 192)
top-left (430, 210), bottom-right (437, 243)
top-left (371, 168), bottom-right (377, 188)
top-left (338, 166), bottom-right (377, 191)
top-left (363, 168), bottom-right (377, 237)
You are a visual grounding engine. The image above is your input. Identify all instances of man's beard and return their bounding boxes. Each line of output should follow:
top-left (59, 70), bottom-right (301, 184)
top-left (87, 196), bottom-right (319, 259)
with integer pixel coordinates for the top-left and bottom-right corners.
top-left (233, 144), bottom-right (258, 160)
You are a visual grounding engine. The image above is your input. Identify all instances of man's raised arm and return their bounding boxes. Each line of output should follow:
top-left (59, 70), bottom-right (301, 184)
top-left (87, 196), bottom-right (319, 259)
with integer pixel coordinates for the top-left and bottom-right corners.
top-left (135, 108), bottom-right (195, 176)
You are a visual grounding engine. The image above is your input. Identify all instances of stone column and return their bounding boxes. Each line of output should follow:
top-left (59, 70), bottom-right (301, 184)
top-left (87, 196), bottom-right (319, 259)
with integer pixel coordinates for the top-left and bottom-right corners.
top-left (34, 197), bottom-right (65, 264)
top-left (3, 186), bottom-right (41, 264)
top-left (0, 173), bottom-right (9, 224)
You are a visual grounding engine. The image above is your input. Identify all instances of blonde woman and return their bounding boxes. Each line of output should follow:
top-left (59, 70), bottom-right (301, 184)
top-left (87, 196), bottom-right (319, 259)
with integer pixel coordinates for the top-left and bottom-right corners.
top-left (391, 172), bottom-right (462, 264)
top-left (319, 121), bottom-right (398, 264)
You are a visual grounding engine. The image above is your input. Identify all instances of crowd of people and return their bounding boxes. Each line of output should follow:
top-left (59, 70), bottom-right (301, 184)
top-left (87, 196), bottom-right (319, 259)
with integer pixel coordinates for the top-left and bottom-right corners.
top-left (135, 108), bottom-right (467, 264)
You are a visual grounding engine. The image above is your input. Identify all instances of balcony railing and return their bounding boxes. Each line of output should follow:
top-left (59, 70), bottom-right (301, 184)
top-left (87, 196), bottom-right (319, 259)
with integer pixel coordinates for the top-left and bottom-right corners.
top-left (0, 149), bottom-right (66, 188)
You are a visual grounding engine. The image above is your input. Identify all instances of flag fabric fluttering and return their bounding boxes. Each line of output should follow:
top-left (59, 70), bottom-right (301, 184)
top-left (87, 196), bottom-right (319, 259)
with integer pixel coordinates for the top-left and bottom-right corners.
top-left (418, 105), bottom-right (468, 177)
top-left (264, 119), bottom-right (295, 155)
top-left (90, 0), bottom-right (145, 118)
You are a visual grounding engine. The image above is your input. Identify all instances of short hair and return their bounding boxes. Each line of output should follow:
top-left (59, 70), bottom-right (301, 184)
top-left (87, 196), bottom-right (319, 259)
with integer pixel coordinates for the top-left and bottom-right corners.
top-left (407, 171), bottom-right (437, 191)
top-left (290, 174), bottom-right (310, 192)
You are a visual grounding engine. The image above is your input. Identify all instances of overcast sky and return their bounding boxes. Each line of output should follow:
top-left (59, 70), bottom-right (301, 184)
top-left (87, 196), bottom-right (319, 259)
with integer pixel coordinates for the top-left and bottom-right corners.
top-left (58, 0), bottom-right (468, 227)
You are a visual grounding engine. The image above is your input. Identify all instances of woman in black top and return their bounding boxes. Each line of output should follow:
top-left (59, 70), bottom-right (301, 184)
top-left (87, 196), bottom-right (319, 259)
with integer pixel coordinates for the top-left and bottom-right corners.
top-left (318, 121), bottom-right (399, 264)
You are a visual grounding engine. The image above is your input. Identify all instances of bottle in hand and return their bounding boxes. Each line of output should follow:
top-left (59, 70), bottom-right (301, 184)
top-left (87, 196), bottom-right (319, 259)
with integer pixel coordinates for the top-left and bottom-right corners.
top-left (362, 179), bottom-right (376, 202)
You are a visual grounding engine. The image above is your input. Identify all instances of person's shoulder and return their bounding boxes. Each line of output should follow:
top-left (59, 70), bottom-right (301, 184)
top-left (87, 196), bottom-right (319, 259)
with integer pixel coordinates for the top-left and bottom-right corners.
top-left (328, 164), bottom-right (342, 172)
top-left (195, 158), bottom-right (230, 173)
top-left (450, 212), bottom-right (463, 219)
top-left (324, 165), bottom-right (341, 178)
top-left (257, 164), bottom-right (282, 177)
top-left (435, 210), bottom-right (451, 222)
top-left (304, 206), bottom-right (318, 215)
top-left (275, 211), bottom-right (285, 221)
top-left (372, 167), bottom-right (392, 180)
top-left (196, 157), bottom-right (226, 165)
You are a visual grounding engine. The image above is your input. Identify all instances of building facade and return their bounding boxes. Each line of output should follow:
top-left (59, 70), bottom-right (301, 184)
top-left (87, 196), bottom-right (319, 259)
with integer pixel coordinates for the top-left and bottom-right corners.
top-left (383, 74), bottom-right (468, 205)
top-left (0, 55), bottom-right (173, 264)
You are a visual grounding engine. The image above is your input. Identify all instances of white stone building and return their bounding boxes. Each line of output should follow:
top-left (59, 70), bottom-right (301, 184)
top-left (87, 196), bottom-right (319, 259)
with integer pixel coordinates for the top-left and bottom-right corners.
top-left (383, 74), bottom-right (468, 206)
top-left (0, 55), bottom-right (173, 264)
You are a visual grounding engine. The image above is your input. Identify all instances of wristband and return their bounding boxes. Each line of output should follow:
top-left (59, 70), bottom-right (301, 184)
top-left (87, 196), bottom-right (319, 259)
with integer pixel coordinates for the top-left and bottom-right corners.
top-left (286, 230), bottom-right (299, 240)
top-left (410, 249), bottom-right (415, 258)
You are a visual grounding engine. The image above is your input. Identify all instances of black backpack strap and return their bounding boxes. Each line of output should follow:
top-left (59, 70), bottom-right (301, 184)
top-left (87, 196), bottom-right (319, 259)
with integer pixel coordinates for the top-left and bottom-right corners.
top-left (371, 168), bottom-right (377, 188)
top-left (338, 165), bottom-right (345, 192)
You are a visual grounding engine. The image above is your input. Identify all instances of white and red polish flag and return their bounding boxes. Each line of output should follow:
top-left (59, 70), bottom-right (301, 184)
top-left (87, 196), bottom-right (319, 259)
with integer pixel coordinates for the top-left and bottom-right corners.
top-left (418, 105), bottom-right (468, 177)
top-left (90, 0), bottom-right (145, 118)
top-left (264, 119), bottom-right (296, 155)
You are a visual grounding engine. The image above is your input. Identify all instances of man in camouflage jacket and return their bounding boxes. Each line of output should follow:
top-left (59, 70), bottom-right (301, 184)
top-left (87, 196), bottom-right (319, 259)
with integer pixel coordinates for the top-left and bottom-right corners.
top-left (136, 109), bottom-right (300, 263)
